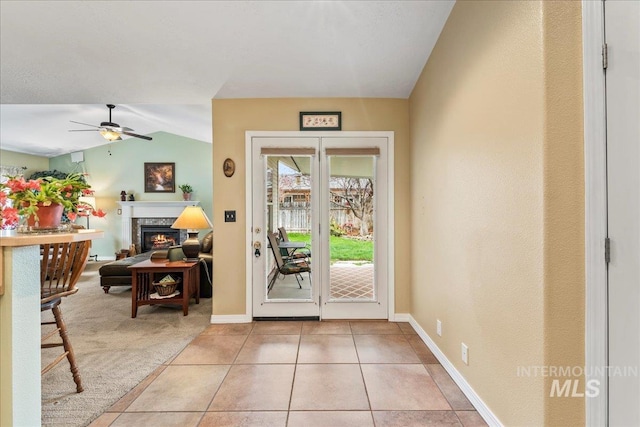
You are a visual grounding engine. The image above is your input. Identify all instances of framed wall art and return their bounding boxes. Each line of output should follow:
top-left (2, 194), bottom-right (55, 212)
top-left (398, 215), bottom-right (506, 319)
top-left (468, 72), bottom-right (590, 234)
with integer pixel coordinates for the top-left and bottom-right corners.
top-left (300, 111), bottom-right (342, 131)
top-left (223, 158), bottom-right (235, 177)
top-left (144, 162), bottom-right (175, 193)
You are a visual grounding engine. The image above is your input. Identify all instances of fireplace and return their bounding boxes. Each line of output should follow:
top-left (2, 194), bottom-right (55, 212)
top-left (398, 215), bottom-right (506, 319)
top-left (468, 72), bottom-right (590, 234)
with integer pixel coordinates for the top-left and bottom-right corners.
top-left (116, 201), bottom-right (199, 254)
top-left (140, 225), bottom-right (181, 253)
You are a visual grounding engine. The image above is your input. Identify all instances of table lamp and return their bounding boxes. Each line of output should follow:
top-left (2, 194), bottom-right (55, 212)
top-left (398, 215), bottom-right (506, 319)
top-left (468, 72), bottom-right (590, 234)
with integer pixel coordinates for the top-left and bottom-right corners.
top-left (171, 206), bottom-right (212, 262)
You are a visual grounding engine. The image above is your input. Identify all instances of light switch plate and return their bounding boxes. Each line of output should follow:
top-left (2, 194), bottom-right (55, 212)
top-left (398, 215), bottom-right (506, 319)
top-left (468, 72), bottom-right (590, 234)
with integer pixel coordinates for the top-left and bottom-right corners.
top-left (224, 210), bottom-right (236, 222)
top-left (461, 343), bottom-right (469, 365)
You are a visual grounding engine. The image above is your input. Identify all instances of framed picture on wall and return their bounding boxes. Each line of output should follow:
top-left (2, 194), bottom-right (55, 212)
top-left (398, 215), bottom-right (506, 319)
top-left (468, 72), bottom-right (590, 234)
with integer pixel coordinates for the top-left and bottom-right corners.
top-left (144, 162), bottom-right (175, 193)
top-left (300, 112), bottom-right (342, 131)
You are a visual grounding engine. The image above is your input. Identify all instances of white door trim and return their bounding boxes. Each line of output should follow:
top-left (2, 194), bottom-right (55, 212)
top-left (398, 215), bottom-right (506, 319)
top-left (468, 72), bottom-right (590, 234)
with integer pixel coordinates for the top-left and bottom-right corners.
top-left (582, 1), bottom-right (608, 425)
top-left (245, 130), bottom-right (395, 320)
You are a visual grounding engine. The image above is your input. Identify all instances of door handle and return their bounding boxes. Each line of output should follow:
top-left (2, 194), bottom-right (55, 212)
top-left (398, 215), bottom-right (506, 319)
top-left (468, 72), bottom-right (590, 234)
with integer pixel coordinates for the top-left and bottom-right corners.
top-left (253, 241), bottom-right (261, 257)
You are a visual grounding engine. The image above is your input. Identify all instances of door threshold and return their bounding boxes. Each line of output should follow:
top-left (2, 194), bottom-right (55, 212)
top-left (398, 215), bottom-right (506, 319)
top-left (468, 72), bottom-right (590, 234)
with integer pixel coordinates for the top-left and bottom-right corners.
top-left (253, 316), bottom-right (320, 321)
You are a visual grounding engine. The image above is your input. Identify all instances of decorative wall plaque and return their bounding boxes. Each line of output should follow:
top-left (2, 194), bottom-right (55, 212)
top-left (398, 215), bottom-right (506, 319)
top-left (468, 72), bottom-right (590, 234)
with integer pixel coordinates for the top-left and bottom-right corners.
top-left (299, 112), bottom-right (342, 131)
top-left (223, 158), bottom-right (235, 177)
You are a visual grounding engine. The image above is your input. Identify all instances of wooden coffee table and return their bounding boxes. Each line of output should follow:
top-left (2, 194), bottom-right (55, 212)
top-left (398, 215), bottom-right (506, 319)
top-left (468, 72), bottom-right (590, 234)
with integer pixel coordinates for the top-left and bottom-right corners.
top-left (128, 259), bottom-right (200, 318)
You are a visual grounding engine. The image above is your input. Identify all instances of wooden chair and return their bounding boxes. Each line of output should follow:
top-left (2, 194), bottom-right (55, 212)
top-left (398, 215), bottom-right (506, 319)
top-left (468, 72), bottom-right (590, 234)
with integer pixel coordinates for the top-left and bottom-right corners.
top-left (267, 232), bottom-right (311, 292)
top-left (40, 241), bottom-right (90, 393)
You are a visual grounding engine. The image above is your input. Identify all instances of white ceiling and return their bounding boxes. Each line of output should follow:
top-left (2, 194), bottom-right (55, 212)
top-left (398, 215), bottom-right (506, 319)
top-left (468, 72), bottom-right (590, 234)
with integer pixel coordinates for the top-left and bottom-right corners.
top-left (0, 0), bottom-right (454, 157)
top-left (0, 103), bottom-right (213, 157)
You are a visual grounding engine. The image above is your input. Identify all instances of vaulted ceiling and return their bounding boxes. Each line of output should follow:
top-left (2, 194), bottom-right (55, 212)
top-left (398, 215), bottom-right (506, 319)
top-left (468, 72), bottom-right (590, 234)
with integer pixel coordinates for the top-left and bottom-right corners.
top-left (0, 1), bottom-right (454, 157)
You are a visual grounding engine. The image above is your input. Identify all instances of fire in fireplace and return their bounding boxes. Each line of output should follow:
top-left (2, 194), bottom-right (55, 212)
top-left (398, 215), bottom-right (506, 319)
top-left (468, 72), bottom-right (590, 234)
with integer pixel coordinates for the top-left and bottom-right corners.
top-left (140, 225), bottom-right (181, 253)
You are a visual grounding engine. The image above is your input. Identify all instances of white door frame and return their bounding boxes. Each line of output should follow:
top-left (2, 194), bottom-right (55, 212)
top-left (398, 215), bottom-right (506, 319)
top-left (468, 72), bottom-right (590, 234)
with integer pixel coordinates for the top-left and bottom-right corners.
top-left (245, 131), bottom-right (395, 320)
top-left (583, 1), bottom-right (608, 424)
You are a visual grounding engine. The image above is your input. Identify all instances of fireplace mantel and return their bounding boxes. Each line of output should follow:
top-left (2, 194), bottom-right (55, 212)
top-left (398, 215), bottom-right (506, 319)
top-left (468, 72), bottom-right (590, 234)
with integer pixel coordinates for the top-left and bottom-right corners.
top-left (117, 201), bottom-right (199, 248)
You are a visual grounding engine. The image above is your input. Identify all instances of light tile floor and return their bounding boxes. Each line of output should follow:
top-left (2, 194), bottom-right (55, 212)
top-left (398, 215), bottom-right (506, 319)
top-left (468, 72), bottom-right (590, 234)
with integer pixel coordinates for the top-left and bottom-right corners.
top-left (90, 321), bottom-right (488, 427)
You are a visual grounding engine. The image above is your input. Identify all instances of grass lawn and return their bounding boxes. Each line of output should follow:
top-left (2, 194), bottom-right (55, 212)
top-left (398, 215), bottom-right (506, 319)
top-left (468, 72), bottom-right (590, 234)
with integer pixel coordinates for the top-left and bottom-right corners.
top-left (287, 232), bottom-right (373, 262)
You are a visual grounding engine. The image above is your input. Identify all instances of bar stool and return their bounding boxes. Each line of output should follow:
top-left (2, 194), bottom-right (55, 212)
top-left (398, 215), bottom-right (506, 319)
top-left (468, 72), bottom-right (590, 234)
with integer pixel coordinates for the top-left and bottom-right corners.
top-left (40, 241), bottom-right (90, 393)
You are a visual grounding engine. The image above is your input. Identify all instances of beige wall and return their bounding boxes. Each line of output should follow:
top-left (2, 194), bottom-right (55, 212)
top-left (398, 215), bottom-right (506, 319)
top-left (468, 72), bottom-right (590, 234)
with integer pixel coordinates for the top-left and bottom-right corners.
top-left (212, 98), bottom-right (410, 316)
top-left (542, 2), bottom-right (585, 424)
top-left (409, 1), bottom-right (583, 425)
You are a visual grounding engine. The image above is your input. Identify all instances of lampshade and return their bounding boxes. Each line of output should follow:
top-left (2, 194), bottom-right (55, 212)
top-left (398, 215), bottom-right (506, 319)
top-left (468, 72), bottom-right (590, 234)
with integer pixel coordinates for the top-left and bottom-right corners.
top-left (171, 206), bottom-right (212, 261)
top-left (99, 129), bottom-right (122, 141)
top-left (171, 206), bottom-right (212, 230)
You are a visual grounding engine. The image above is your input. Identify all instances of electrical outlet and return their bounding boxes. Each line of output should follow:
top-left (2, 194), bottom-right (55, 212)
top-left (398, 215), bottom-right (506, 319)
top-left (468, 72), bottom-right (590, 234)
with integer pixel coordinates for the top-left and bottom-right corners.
top-left (436, 319), bottom-right (442, 336)
top-left (461, 343), bottom-right (469, 365)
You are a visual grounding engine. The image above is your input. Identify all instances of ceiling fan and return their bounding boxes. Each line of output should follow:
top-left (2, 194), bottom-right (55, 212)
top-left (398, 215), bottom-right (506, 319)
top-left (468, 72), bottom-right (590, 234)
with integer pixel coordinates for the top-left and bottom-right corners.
top-left (69, 104), bottom-right (153, 141)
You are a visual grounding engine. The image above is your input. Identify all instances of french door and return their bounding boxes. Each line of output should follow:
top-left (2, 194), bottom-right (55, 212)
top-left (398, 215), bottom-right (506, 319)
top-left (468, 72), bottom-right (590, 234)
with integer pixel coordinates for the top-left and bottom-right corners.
top-left (605, 1), bottom-right (640, 424)
top-left (248, 132), bottom-right (391, 319)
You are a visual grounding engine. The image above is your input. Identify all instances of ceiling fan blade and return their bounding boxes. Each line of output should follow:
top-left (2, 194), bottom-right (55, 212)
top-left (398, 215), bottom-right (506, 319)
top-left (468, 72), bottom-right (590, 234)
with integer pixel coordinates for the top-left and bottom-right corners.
top-left (69, 129), bottom-right (99, 132)
top-left (70, 120), bottom-right (100, 128)
top-left (122, 131), bottom-right (152, 141)
top-left (107, 126), bottom-right (133, 133)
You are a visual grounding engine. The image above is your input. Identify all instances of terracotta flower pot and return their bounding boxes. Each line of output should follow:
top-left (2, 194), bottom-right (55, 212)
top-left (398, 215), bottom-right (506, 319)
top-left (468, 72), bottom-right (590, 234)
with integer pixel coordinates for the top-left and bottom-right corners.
top-left (26, 202), bottom-right (64, 228)
top-left (182, 193), bottom-right (192, 201)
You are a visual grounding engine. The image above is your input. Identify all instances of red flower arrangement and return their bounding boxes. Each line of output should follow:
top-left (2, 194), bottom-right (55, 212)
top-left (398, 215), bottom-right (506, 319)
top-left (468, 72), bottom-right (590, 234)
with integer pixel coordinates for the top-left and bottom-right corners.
top-left (0, 172), bottom-right (105, 229)
top-left (0, 191), bottom-right (19, 229)
top-left (69, 200), bottom-right (107, 222)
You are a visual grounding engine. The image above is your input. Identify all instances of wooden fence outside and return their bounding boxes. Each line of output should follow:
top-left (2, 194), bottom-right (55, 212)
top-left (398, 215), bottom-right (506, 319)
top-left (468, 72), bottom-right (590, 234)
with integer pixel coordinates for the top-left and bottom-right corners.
top-left (278, 207), bottom-right (357, 233)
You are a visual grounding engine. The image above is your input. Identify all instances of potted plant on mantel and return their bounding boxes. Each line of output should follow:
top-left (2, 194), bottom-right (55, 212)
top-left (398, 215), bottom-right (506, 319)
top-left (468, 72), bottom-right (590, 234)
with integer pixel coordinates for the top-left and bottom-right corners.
top-left (179, 184), bottom-right (194, 201)
top-left (0, 172), bottom-right (104, 230)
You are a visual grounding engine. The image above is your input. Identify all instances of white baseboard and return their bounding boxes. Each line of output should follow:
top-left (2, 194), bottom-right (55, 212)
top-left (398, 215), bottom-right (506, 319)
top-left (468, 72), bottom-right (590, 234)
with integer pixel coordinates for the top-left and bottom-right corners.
top-left (408, 315), bottom-right (503, 427)
top-left (210, 314), bottom-right (252, 324)
top-left (391, 312), bottom-right (411, 322)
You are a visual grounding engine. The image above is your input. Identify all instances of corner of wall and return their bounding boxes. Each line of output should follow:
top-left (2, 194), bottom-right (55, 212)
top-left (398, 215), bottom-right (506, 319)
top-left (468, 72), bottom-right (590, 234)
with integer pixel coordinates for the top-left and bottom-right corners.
top-left (541, 1), bottom-right (586, 424)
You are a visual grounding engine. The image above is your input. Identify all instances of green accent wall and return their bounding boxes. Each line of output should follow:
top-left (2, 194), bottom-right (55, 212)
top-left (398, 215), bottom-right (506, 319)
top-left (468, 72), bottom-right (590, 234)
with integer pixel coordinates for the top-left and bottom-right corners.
top-left (49, 131), bottom-right (212, 258)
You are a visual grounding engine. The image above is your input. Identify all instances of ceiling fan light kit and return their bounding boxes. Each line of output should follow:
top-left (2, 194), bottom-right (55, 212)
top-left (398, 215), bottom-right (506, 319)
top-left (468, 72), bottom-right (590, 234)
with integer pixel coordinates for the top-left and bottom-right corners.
top-left (69, 104), bottom-right (153, 142)
top-left (99, 129), bottom-right (122, 141)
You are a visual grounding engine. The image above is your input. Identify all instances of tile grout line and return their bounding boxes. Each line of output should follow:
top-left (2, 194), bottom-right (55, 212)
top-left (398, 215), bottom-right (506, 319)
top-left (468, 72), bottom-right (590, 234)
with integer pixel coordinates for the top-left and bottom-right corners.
top-left (284, 329), bottom-right (303, 426)
top-left (351, 322), bottom-right (376, 424)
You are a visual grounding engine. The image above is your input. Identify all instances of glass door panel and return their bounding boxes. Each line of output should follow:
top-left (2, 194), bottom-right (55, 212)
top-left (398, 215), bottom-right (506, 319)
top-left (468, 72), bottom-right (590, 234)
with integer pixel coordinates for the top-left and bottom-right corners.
top-left (264, 154), bottom-right (313, 301)
top-left (327, 156), bottom-right (376, 302)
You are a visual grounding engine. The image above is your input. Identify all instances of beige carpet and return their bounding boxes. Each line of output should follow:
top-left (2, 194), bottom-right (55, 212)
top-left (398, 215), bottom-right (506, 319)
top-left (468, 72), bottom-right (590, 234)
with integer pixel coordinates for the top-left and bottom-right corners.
top-left (41, 261), bottom-right (212, 427)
